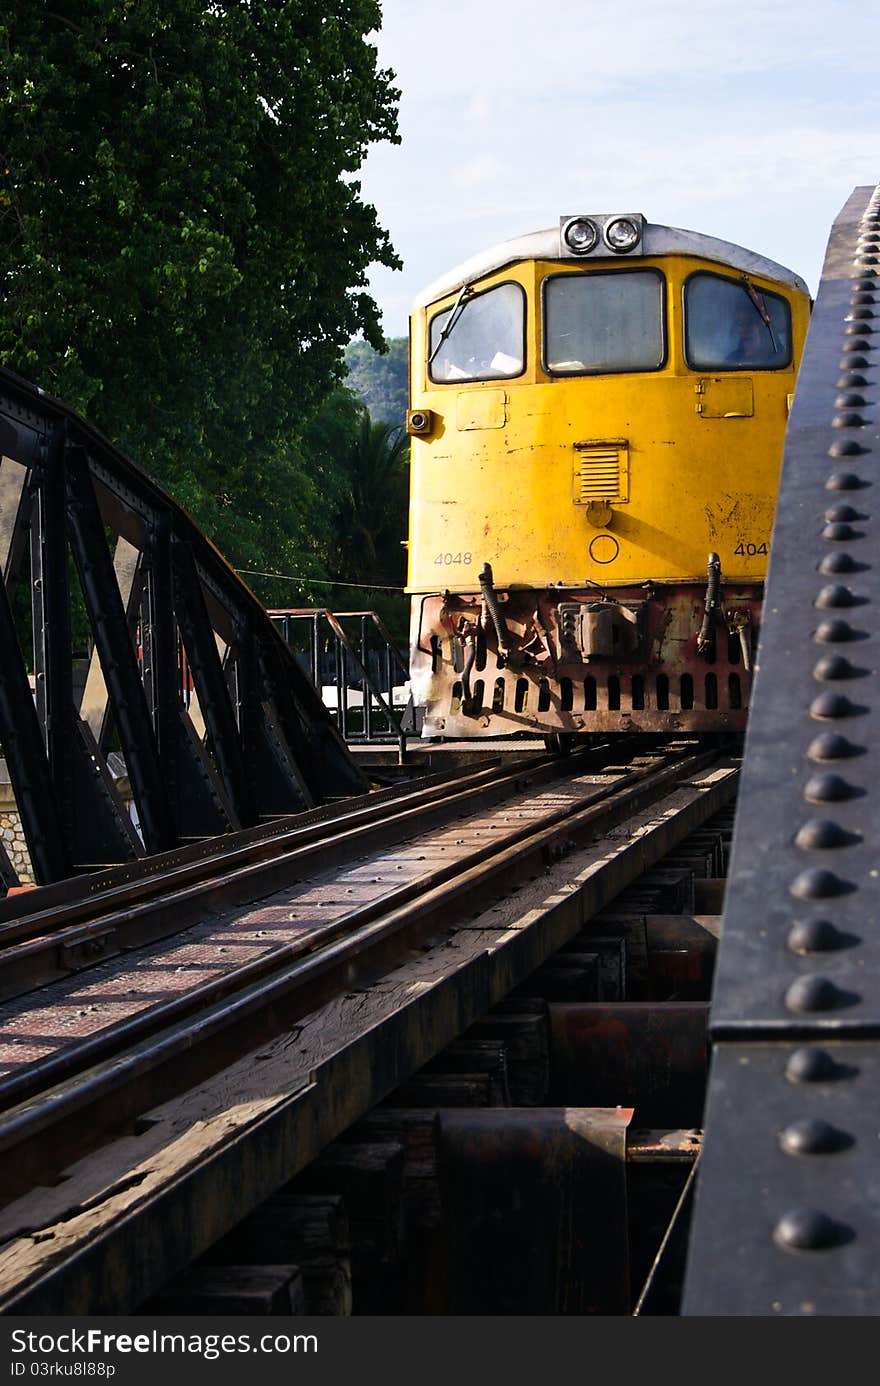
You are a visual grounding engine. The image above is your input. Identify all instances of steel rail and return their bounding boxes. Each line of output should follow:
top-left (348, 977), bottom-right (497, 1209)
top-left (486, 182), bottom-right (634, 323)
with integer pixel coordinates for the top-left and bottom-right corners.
top-left (0, 740), bottom-right (640, 938)
top-left (0, 746), bottom-right (724, 1200)
top-left (0, 742), bottom-right (694, 1105)
top-left (0, 755), bottom-right (514, 929)
top-left (0, 741), bottom-right (650, 1001)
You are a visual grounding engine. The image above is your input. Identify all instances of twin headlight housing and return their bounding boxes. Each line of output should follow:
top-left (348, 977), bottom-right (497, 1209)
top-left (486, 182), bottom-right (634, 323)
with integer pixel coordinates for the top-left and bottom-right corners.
top-left (560, 213), bottom-right (645, 258)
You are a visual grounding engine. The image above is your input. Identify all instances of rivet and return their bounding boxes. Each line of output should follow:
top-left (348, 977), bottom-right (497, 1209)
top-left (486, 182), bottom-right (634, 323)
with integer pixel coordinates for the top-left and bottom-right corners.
top-left (814, 618), bottom-right (856, 643)
top-left (824, 504), bottom-right (859, 522)
top-left (844, 324), bottom-right (873, 336)
top-left (838, 356), bottom-right (870, 370)
top-left (814, 731), bottom-right (859, 765)
top-left (836, 373), bottom-right (869, 388)
top-left (789, 868), bottom-right (848, 901)
top-left (828, 440), bottom-right (869, 457)
top-left (819, 552), bottom-right (858, 574)
top-left (774, 1208), bottom-right (841, 1251)
top-left (785, 971), bottom-right (846, 1005)
top-left (813, 653), bottom-right (857, 679)
top-left (825, 473), bottom-right (863, 491)
top-left (821, 523), bottom-right (857, 541)
top-left (804, 771), bottom-right (859, 801)
top-left (856, 254), bottom-right (880, 265)
top-left (785, 1047), bottom-right (840, 1083)
top-left (845, 308), bottom-right (875, 320)
top-left (794, 818), bottom-right (855, 850)
top-left (809, 690), bottom-right (857, 719)
top-left (814, 585), bottom-right (854, 608)
top-left (834, 394), bottom-right (867, 407)
top-left (779, 1118), bottom-right (849, 1155)
top-left (788, 919), bottom-right (847, 954)
top-left (831, 413), bottom-right (868, 428)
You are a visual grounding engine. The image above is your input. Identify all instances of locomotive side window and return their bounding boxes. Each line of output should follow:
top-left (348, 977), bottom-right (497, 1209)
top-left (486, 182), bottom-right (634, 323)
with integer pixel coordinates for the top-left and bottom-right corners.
top-left (543, 270), bottom-right (665, 374)
top-left (428, 282), bottom-right (526, 383)
top-left (684, 272), bottom-right (792, 370)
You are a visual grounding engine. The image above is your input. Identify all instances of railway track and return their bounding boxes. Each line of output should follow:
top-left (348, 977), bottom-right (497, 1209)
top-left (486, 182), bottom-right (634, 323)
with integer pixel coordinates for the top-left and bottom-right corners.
top-left (0, 735), bottom-right (737, 1313)
top-left (143, 790), bottom-right (735, 1318)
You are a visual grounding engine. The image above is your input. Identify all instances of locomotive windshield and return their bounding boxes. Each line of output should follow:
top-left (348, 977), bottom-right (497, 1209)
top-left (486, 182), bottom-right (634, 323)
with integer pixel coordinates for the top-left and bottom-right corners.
top-left (543, 270), bottom-right (665, 374)
top-left (428, 281), bottom-right (525, 382)
top-left (684, 272), bottom-right (792, 369)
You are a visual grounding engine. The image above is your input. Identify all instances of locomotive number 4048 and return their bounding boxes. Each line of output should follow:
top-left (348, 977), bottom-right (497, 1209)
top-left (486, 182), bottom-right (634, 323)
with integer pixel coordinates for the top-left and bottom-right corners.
top-left (734, 542), bottom-right (769, 556)
top-left (434, 552), bottom-right (473, 565)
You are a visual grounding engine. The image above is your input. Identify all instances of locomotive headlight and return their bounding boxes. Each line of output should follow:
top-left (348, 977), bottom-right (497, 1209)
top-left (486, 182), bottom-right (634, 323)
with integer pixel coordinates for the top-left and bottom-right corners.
top-left (406, 408), bottom-right (435, 436)
top-left (604, 217), bottom-right (641, 253)
top-left (562, 217), bottom-right (599, 255)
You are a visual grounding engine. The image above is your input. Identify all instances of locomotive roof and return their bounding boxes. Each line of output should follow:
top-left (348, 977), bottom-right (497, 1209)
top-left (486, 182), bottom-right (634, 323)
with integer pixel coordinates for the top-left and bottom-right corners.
top-left (412, 222), bottom-right (810, 309)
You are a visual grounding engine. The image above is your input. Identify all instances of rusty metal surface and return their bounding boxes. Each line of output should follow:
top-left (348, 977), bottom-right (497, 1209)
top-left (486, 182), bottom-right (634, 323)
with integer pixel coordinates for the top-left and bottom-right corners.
top-left (437, 1107), bottom-right (632, 1313)
top-left (548, 1002), bottom-right (709, 1125)
top-left (412, 585), bottom-right (756, 738)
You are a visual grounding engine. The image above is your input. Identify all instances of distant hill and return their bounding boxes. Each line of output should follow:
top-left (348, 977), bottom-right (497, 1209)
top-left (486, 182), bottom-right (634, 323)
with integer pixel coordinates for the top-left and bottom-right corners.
top-left (344, 337), bottom-right (408, 430)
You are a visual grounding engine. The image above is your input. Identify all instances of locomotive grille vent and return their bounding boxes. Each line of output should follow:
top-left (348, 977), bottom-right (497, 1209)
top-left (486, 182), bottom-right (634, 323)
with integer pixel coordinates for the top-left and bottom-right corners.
top-left (572, 440), bottom-right (629, 504)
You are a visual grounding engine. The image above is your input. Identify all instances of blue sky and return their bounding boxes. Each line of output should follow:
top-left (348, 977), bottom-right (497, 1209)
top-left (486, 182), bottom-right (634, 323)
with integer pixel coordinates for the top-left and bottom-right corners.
top-left (359, 0), bottom-right (880, 338)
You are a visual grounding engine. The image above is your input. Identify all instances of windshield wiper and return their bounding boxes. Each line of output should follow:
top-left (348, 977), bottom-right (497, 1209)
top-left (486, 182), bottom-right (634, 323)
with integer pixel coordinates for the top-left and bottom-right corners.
top-left (742, 277), bottom-right (778, 353)
top-left (428, 282), bottom-right (473, 366)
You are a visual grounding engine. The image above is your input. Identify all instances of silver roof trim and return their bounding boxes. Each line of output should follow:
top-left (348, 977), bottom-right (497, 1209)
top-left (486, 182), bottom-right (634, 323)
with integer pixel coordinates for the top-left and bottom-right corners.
top-left (411, 222), bottom-right (810, 310)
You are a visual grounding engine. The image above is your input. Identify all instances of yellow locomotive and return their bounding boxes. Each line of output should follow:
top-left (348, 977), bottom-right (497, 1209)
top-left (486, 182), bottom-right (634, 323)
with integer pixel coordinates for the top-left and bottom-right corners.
top-left (404, 212), bottom-right (811, 742)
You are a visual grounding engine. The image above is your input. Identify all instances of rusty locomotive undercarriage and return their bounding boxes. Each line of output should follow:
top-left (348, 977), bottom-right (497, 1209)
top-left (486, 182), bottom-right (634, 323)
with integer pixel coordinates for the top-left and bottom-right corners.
top-left (411, 561), bottom-right (760, 738)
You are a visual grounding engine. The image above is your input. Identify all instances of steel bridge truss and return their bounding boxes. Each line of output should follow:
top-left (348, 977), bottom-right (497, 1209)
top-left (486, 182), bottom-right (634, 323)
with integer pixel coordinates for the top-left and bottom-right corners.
top-left (682, 184), bottom-right (880, 1315)
top-left (0, 367), bottom-right (366, 889)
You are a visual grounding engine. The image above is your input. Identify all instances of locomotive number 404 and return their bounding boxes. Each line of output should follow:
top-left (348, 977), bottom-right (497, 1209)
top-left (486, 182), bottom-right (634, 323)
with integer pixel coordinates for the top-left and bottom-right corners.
top-left (734, 542), bottom-right (769, 556)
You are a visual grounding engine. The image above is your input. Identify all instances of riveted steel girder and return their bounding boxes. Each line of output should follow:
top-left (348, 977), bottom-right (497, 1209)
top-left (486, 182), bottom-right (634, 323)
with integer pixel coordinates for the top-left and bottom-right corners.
top-left (683, 184), bottom-right (880, 1315)
top-left (0, 367), bottom-right (367, 888)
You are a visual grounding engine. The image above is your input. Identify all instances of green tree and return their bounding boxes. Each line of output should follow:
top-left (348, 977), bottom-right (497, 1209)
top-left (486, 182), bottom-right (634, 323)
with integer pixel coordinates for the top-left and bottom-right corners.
top-left (0, 1), bottom-right (400, 569)
top-left (238, 389), bottom-right (411, 645)
top-left (329, 408), bottom-right (409, 587)
top-left (344, 335), bottom-right (408, 427)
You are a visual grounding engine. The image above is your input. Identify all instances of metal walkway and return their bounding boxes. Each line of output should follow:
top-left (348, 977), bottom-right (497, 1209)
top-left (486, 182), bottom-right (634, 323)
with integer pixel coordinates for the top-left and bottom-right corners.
top-left (0, 367), bottom-right (366, 889)
top-left (682, 184), bottom-right (880, 1314)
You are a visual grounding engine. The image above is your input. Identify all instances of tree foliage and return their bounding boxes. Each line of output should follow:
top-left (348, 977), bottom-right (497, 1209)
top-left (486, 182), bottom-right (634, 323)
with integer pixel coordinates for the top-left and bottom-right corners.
top-left (0, 0), bottom-right (400, 573)
top-left (344, 335), bottom-right (408, 427)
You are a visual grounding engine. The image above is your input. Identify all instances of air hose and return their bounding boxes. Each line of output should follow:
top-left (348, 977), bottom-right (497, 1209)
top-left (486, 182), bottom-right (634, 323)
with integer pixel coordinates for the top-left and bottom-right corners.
top-left (479, 561), bottom-right (511, 668)
top-left (697, 552), bottom-right (722, 655)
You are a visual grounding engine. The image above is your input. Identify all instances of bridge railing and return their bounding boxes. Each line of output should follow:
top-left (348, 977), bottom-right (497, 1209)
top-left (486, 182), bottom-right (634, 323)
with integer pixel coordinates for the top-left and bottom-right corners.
top-left (270, 607), bottom-right (411, 762)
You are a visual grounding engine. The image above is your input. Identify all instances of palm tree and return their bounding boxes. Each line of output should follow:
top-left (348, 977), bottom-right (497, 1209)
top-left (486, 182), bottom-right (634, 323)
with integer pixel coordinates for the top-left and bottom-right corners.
top-left (334, 410), bottom-right (409, 587)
